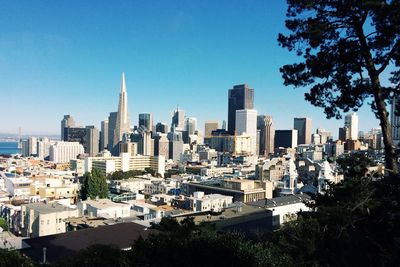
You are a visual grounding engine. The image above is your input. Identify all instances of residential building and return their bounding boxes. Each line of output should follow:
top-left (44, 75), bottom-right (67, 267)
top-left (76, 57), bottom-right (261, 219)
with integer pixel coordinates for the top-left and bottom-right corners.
top-left (78, 198), bottom-right (131, 219)
top-left (189, 191), bottom-right (233, 212)
top-left (21, 202), bottom-right (79, 237)
top-left (49, 142), bottom-right (84, 163)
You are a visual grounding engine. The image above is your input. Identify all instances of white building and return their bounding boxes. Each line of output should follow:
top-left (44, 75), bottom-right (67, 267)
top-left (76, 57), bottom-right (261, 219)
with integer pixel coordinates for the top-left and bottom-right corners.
top-left (189, 191), bottom-right (233, 212)
top-left (37, 138), bottom-right (54, 160)
top-left (85, 153), bottom-right (165, 177)
top-left (318, 161), bottom-right (344, 194)
top-left (21, 202), bottom-right (79, 237)
top-left (4, 177), bottom-right (33, 197)
top-left (78, 198), bottom-right (131, 219)
top-left (200, 167), bottom-right (233, 177)
top-left (49, 142), bottom-right (84, 163)
top-left (235, 109), bottom-right (258, 155)
top-left (344, 113), bottom-right (359, 140)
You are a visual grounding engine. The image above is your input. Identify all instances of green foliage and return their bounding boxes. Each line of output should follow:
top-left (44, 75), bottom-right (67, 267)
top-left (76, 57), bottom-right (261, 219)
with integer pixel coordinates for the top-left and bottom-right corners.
top-left (336, 153), bottom-right (376, 178)
top-left (278, 0), bottom-right (400, 173)
top-left (0, 249), bottom-right (35, 267)
top-left (54, 244), bottom-right (131, 267)
top-left (0, 217), bottom-right (8, 231)
top-left (81, 168), bottom-right (109, 200)
top-left (131, 217), bottom-right (290, 267)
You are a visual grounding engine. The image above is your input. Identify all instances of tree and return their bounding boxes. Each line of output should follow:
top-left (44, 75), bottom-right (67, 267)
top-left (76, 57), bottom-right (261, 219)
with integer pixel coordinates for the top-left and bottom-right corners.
top-left (0, 249), bottom-right (35, 267)
top-left (336, 153), bottom-right (376, 178)
top-left (81, 168), bottom-right (109, 200)
top-left (278, 0), bottom-right (400, 174)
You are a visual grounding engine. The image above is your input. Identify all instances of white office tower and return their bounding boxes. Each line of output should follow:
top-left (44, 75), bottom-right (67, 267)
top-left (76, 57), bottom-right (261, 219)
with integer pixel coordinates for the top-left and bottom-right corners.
top-left (37, 137), bottom-right (53, 160)
top-left (49, 142), bottom-right (84, 163)
top-left (185, 117), bottom-right (197, 135)
top-left (235, 109), bottom-right (258, 155)
top-left (113, 72), bottom-right (131, 151)
top-left (391, 96), bottom-right (400, 146)
top-left (344, 113), bottom-right (359, 140)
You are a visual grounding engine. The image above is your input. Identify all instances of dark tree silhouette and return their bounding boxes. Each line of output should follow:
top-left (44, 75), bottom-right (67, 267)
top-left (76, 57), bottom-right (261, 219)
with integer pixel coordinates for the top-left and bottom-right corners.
top-left (278, 0), bottom-right (400, 174)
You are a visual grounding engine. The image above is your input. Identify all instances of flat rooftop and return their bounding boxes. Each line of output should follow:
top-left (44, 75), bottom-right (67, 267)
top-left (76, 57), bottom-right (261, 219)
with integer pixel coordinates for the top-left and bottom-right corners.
top-left (25, 202), bottom-right (76, 214)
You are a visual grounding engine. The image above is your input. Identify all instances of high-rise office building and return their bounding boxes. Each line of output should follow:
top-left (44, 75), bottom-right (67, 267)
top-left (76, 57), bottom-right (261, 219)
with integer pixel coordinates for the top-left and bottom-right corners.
top-left (235, 109), bottom-right (258, 155)
top-left (154, 133), bottom-right (169, 159)
top-left (61, 115), bottom-right (75, 140)
top-left (275, 129), bottom-right (298, 149)
top-left (257, 115), bottom-right (275, 156)
top-left (204, 121), bottom-right (219, 137)
top-left (338, 127), bottom-right (350, 141)
top-left (139, 113), bottom-right (153, 132)
top-left (155, 122), bottom-right (169, 134)
top-left (391, 96), bottom-right (400, 146)
top-left (185, 117), bottom-right (197, 135)
top-left (294, 117), bottom-right (312, 145)
top-left (344, 113), bottom-right (359, 140)
top-left (100, 119), bottom-right (109, 151)
top-left (108, 112), bottom-right (117, 151)
top-left (171, 107), bottom-right (185, 130)
top-left (85, 126), bottom-right (99, 156)
top-left (63, 127), bottom-right (87, 148)
top-left (222, 120), bottom-right (227, 131)
top-left (228, 84), bottom-right (254, 134)
top-left (112, 72), bottom-right (131, 154)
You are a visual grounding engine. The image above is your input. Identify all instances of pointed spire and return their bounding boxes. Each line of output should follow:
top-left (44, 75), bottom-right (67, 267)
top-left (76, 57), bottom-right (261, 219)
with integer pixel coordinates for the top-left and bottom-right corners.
top-left (121, 72), bottom-right (126, 93)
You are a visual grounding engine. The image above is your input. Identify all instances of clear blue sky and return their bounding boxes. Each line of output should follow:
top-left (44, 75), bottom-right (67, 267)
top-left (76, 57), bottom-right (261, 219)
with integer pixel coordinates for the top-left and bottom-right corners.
top-left (0, 0), bottom-right (382, 137)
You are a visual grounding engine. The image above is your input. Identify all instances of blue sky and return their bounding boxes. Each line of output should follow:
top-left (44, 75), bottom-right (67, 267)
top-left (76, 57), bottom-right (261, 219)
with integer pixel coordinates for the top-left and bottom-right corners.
top-left (0, 0), bottom-right (382, 137)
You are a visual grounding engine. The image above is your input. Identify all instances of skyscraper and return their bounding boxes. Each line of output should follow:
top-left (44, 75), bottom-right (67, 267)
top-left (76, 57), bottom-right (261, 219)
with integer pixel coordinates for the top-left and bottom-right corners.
top-left (171, 107), bottom-right (185, 130)
top-left (275, 129), bottom-right (298, 149)
top-left (294, 117), bottom-right (312, 145)
top-left (100, 119), bottom-right (109, 151)
top-left (257, 115), bottom-right (275, 156)
top-left (85, 125), bottom-right (99, 156)
top-left (235, 109), bottom-right (258, 155)
top-left (228, 84), bottom-right (254, 135)
top-left (139, 113), bottom-right (153, 131)
top-left (204, 121), bottom-right (219, 137)
top-left (344, 113), bottom-right (359, 140)
top-left (185, 117), bottom-right (197, 135)
top-left (61, 115), bottom-right (75, 140)
top-left (108, 112), bottom-right (117, 151)
top-left (112, 72), bottom-right (131, 153)
top-left (155, 122), bottom-right (169, 134)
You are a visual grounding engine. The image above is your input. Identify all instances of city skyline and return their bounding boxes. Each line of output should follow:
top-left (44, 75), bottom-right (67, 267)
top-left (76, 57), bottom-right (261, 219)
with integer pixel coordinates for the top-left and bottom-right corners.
top-left (0, 1), bottom-right (384, 136)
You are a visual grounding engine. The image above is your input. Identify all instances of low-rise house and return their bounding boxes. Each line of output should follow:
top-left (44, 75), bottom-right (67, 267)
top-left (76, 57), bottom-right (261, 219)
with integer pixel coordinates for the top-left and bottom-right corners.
top-left (21, 202), bottom-right (79, 237)
top-left (189, 191), bottom-right (233, 212)
top-left (78, 198), bottom-right (131, 219)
